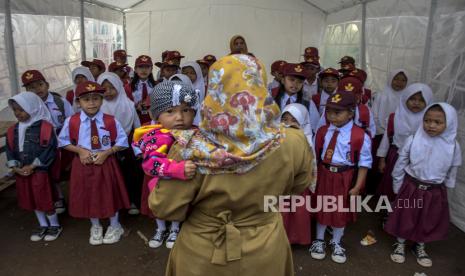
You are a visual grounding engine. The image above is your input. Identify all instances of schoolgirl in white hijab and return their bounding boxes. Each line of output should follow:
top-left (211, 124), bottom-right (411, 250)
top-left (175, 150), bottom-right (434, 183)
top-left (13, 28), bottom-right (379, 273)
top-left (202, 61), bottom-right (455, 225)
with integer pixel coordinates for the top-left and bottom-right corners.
top-left (70, 66), bottom-right (95, 112)
top-left (97, 72), bottom-right (140, 135)
top-left (372, 69), bottom-right (408, 135)
top-left (9, 92), bottom-right (53, 152)
top-left (180, 62), bottom-right (206, 126)
top-left (281, 103), bottom-right (317, 191)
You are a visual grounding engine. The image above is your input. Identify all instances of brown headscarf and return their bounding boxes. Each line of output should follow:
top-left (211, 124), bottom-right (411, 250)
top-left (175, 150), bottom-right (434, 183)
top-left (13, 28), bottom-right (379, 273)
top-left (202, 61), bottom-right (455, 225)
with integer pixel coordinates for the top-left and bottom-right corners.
top-left (229, 35), bottom-right (249, 55)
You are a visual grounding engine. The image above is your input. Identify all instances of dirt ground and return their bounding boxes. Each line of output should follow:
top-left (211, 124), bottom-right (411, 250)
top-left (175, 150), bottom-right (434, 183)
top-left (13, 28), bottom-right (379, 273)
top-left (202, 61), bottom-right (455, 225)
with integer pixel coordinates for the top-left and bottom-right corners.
top-left (0, 183), bottom-right (464, 276)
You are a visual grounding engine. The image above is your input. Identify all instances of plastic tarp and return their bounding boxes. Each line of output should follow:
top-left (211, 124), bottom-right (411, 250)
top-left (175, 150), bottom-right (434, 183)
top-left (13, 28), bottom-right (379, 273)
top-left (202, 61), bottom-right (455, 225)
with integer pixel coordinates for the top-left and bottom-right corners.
top-left (0, 12), bottom-right (10, 109)
top-left (125, 0), bottom-right (326, 79)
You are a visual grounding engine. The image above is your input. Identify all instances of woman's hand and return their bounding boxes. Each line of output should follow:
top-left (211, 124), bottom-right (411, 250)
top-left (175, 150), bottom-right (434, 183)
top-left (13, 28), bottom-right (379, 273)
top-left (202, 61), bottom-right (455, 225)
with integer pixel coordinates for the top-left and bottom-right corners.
top-left (184, 160), bottom-right (197, 179)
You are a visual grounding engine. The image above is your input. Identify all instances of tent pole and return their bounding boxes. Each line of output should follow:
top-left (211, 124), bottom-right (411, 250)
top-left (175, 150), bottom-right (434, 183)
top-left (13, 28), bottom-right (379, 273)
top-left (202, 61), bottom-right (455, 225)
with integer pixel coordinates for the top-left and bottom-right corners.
top-left (123, 13), bottom-right (128, 50)
top-left (361, 1), bottom-right (367, 71)
top-left (420, 0), bottom-right (437, 82)
top-left (80, 0), bottom-right (87, 61)
top-left (5, 0), bottom-right (19, 95)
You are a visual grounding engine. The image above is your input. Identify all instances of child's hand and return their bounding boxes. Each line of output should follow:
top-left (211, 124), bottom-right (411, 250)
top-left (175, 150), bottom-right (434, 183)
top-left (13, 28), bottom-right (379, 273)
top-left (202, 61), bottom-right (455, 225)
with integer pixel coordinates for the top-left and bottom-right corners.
top-left (349, 187), bottom-right (361, 196)
top-left (184, 160), bottom-right (197, 179)
top-left (378, 158), bottom-right (386, 173)
top-left (78, 148), bottom-right (93, 165)
top-left (93, 151), bottom-right (110, 165)
top-left (22, 165), bottom-right (35, 176)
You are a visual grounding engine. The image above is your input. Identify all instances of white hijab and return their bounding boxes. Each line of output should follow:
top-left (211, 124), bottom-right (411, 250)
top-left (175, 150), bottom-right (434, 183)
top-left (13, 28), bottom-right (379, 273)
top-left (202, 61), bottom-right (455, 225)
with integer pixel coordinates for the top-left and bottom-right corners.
top-left (9, 92), bottom-right (52, 151)
top-left (182, 62), bottom-right (206, 103)
top-left (97, 72), bottom-right (140, 134)
top-left (282, 103), bottom-right (314, 147)
top-left (393, 83), bottom-right (433, 149)
top-left (374, 69), bottom-right (408, 132)
top-left (169, 74), bottom-right (194, 87)
top-left (71, 66), bottom-right (95, 112)
top-left (410, 103), bottom-right (462, 183)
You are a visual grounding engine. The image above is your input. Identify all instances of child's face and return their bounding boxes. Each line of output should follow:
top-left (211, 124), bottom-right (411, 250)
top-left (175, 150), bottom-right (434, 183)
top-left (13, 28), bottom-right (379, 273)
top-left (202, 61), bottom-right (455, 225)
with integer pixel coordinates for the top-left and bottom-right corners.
top-left (321, 76), bottom-right (338, 93)
top-left (423, 108), bottom-right (446, 137)
top-left (77, 93), bottom-right (103, 117)
top-left (281, 112), bottom-right (300, 128)
top-left (115, 56), bottom-right (126, 64)
top-left (406, 92), bottom-right (426, 113)
top-left (182, 66), bottom-right (197, 83)
top-left (303, 64), bottom-right (319, 79)
top-left (10, 101), bottom-right (30, 122)
top-left (161, 66), bottom-right (178, 79)
top-left (89, 65), bottom-right (102, 79)
top-left (283, 76), bottom-right (304, 95)
top-left (391, 72), bottom-right (407, 91)
top-left (233, 38), bottom-right (246, 53)
top-left (199, 63), bottom-right (209, 78)
top-left (26, 80), bottom-right (49, 100)
top-left (135, 65), bottom-right (152, 79)
top-left (74, 74), bottom-right (88, 85)
top-left (326, 107), bottom-right (354, 128)
top-left (157, 102), bottom-right (195, 130)
top-left (101, 80), bottom-right (118, 101)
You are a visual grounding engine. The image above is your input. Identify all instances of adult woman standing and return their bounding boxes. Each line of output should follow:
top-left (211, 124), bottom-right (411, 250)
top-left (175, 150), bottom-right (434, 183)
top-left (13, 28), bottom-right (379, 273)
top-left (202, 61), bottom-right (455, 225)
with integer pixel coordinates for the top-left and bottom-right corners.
top-left (149, 54), bottom-right (314, 276)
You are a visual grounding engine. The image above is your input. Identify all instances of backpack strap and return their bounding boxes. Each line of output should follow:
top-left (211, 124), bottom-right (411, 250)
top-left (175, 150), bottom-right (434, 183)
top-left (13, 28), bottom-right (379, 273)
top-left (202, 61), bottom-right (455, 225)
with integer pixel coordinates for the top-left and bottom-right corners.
top-left (69, 113), bottom-right (81, 145)
top-left (103, 114), bottom-right (117, 146)
top-left (387, 113), bottom-right (395, 144)
top-left (357, 104), bottom-right (370, 130)
top-left (39, 121), bottom-right (54, 147)
top-left (65, 90), bottom-right (74, 105)
top-left (7, 124), bottom-right (17, 150)
top-left (315, 125), bottom-right (329, 164)
top-left (50, 92), bottom-right (65, 116)
top-left (350, 125), bottom-right (366, 165)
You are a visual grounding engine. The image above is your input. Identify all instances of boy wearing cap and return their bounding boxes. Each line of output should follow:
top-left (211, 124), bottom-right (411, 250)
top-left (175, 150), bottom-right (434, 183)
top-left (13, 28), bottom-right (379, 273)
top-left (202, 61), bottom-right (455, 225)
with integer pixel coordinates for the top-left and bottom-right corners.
top-left (313, 68), bottom-right (340, 115)
top-left (113, 50), bottom-right (134, 79)
top-left (272, 63), bottom-right (320, 135)
top-left (81, 59), bottom-right (106, 80)
top-left (310, 91), bottom-right (372, 264)
top-left (267, 60), bottom-right (286, 93)
top-left (155, 51), bottom-right (183, 82)
top-left (343, 69), bottom-right (372, 105)
top-left (338, 56), bottom-right (356, 76)
top-left (58, 81), bottom-right (130, 245)
top-left (301, 50), bottom-right (321, 102)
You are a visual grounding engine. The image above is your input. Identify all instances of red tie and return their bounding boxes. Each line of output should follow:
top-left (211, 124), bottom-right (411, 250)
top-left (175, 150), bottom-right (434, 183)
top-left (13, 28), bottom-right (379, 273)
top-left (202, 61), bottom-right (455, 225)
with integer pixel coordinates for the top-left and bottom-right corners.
top-left (286, 97), bottom-right (291, 105)
top-left (323, 130), bottom-right (339, 164)
top-left (90, 119), bottom-right (101, 149)
top-left (142, 82), bottom-right (148, 102)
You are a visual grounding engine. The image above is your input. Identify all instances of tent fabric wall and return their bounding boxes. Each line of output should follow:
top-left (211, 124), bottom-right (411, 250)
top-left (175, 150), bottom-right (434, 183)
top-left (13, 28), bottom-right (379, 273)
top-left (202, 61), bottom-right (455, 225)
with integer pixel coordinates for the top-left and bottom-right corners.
top-left (0, 13), bottom-right (10, 109)
top-left (125, 0), bottom-right (326, 79)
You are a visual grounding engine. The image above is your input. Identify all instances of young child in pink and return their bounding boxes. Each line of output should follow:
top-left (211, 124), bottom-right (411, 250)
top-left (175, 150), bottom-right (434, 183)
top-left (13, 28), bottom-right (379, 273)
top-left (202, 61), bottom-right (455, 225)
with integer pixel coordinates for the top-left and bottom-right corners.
top-left (132, 80), bottom-right (197, 249)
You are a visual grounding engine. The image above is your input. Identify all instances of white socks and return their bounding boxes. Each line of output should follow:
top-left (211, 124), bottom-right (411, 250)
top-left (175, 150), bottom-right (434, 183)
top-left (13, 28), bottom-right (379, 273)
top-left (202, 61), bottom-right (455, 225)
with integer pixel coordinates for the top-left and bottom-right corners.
top-left (170, 221), bottom-right (180, 231)
top-left (331, 227), bottom-right (345, 244)
top-left (316, 223), bottom-right (345, 244)
top-left (46, 213), bottom-right (60, 227)
top-left (109, 212), bottom-right (120, 228)
top-left (34, 210), bottom-right (48, 227)
top-left (156, 219), bottom-right (167, 231)
top-left (316, 223), bottom-right (327, 240)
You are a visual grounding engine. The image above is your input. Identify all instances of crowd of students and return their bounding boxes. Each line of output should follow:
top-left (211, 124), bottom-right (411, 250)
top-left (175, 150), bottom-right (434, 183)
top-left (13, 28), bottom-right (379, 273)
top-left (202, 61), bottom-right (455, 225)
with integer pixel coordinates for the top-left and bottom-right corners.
top-left (5, 34), bottom-right (461, 270)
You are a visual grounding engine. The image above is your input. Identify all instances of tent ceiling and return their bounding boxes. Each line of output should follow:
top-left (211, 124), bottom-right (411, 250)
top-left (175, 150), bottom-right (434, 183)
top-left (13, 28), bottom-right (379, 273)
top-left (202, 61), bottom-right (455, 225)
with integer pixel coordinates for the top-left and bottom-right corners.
top-left (92, 0), bottom-right (367, 13)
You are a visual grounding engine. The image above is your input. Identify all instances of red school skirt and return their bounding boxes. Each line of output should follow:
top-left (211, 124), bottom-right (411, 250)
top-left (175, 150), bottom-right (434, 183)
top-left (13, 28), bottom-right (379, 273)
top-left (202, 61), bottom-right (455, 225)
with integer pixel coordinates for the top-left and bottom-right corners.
top-left (15, 171), bottom-right (54, 212)
top-left (281, 189), bottom-right (312, 245)
top-left (384, 174), bottom-right (450, 243)
top-left (68, 155), bottom-right (130, 219)
top-left (376, 145), bottom-right (398, 202)
top-left (315, 164), bottom-right (356, 228)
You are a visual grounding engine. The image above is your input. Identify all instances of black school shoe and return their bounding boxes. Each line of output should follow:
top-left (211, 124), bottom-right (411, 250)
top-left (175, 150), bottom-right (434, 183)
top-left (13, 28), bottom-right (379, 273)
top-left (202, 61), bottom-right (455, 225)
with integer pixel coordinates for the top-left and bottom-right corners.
top-left (44, 226), bottom-right (63, 241)
top-left (412, 243), bottom-right (432, 267)
top-left (54, 199), bottom-right (66, 215)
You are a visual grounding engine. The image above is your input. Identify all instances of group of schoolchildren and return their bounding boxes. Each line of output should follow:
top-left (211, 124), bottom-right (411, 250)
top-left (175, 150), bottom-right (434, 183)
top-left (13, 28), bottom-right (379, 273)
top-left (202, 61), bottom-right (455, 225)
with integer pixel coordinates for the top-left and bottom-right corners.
top-left (5, 34), bottom-right (462, 270)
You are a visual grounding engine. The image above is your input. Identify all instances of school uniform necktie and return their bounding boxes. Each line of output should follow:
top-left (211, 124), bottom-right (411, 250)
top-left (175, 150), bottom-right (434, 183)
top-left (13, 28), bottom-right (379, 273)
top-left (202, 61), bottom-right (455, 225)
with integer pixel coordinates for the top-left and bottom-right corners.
top-left (323, 129), bottom-right (339, 164)
top-left (286, 97), bottom-right (291, 106)
top-left (142, 82), bottom-right (148, 101)
top-left (90, 119), bottom-right (101, 149)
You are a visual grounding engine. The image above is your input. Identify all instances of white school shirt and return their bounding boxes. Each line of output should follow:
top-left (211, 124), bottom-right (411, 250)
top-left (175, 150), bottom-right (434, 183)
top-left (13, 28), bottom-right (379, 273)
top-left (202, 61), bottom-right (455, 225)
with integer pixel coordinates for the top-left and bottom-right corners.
top-left (319, 121), bottom-right (372, 168)
top-left (376, 115), bottom-right (393, 157)
top-left (303, 78), bottom-right (318, 101)
top-left (280, 93), bottom-right (320, 135)
top-left (391, 135), bottom-right (461, 193)
top-left (44, 92), bottom-right (73, 129)
top-left (316, 105), bottom-right (376, 138)
top-left (132, 80), bottom-right (155, 104)
top-left (317, 90), bottom-right (332, 115)
top-left (58, 110), bottom-right (128, 152)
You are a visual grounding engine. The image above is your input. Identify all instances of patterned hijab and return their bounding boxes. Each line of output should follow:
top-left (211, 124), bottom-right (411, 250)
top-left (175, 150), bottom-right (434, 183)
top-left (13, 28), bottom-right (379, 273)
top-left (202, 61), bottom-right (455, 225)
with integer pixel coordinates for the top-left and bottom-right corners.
top-left (173, 54), bottom-right (283, 174)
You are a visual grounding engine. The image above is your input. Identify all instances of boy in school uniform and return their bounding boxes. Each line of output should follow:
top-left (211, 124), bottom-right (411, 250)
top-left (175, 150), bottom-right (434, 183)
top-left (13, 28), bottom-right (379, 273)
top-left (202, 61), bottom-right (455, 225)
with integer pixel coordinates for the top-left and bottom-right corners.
top-left (301, 48), bottom-right (321, 101)
top-left (268, 60), bottom-right (286, 93)
top-left (338, 56), bottom-right (356, 77)
top-left (312, 68), bottom-right (340, 114)
top-left (155, 51), bottom-right (183, 82)
top-left (81, 59), bottom-right (106, 80)
top-left (113, 49), bottom-right (134, 79)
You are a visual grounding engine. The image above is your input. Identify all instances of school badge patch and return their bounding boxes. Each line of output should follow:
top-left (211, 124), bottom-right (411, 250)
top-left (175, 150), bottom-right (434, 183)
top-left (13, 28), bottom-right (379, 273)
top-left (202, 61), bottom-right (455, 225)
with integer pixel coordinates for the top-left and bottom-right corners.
top-left (102, 135), bottom-right (111, 146)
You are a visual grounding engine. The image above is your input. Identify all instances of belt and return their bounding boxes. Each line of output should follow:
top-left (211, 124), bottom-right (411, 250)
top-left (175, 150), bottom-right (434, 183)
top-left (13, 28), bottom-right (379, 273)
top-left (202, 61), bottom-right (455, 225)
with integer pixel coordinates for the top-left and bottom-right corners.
top-left (189, 210), bottom-right (277, 265)
top-left (408, 175), bottom-right (442, 191)
top-left (323, 163), bottom-right (354, 173)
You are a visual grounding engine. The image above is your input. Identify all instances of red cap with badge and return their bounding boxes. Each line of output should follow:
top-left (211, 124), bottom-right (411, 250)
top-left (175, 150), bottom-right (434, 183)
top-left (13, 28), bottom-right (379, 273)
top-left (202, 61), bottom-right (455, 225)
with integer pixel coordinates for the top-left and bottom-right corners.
top-left (271, 60), bottom-right (287, 74)
top-left (21, 70), bottom-right (47, 87)
top-left (81, 59), bottom-right (106, 71)
top-left (108, 62), bottom-right (128, 73)
top-left (338, 77), bottom-right (363, 95)
top-left (326, 91), bottom-right (356, 110)
top-left (283, 63), bottom-right (308, 79)
top-left (344, 68), bottom-right (367, 83)
top-left (155, 51), bottom-right (182, 68)
top-left (303, 47), bottom-right (319, 58)
top-left (203, 54), bottom-right (216, 66)
top-left (75, 81), bottom-right (105, 98)
top-left (338, 56), bottom-right (356, 71)
top-left (135, 55), bottom-right (153, 67)
top-left (319, 68), bottom-right (340, 80)
top-left (113, 49), bottom-right (131, 61)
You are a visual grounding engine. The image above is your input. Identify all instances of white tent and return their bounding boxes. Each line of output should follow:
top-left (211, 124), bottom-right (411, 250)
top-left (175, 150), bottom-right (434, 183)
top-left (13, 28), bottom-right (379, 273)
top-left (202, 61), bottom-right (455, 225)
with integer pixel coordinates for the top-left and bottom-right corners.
top-left (1, 0), bottom-right (464, 230)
